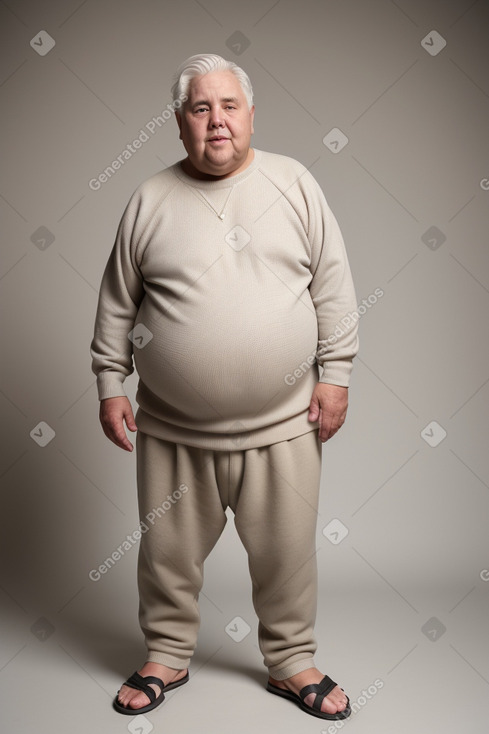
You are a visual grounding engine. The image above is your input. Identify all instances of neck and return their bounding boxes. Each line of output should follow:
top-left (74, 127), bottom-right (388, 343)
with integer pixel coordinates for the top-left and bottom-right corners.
top-left (181, 148), bottom-right (254, 181)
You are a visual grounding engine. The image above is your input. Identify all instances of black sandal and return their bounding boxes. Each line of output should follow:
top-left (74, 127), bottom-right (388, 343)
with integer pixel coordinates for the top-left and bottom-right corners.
top-left (267, 674), bottom-right (351, 720)
top-left (113, 669), bottom-right (189, 715)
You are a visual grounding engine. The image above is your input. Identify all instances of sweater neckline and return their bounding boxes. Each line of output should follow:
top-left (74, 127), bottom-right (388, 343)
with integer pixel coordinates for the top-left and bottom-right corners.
top-left (173, 148), bottom-right (262, 189)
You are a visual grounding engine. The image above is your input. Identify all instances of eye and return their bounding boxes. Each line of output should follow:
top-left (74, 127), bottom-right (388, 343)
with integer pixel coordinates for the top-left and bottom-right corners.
top-left (195, 107), bottom-right (208, 113)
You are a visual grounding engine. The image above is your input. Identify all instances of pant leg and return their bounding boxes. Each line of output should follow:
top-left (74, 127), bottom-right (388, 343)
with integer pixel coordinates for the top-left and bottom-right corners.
top-left (135, 430), bottom-right (228, 669)
top-left (230, 429), bottom-right (322, 680)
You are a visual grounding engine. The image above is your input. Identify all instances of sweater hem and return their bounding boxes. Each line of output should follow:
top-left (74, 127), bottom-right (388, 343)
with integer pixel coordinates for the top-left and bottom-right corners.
top-left (134, 408), bottom-right (320, 451)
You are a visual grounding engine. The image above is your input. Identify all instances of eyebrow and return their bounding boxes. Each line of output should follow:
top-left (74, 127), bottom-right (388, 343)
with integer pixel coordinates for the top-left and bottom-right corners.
top-left (192, 96), bottom-right (240, 106)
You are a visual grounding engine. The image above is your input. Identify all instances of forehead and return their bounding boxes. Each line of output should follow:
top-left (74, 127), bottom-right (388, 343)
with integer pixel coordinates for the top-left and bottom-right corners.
top-left (187, 70), bottom-right (244, 101)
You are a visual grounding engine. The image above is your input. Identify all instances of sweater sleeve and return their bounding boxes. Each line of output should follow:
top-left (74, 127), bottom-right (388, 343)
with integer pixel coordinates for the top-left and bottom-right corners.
top-left (301, 170), bottom-right (359, 387)
top-left (90, 189), bottom-right (146, 400)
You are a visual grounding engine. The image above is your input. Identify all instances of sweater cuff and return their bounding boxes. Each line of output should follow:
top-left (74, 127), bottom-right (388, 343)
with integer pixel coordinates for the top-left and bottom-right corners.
top-left (96, 372), bottom-right (127, 401)
top-left (318, 359), bottom-right (353, 388)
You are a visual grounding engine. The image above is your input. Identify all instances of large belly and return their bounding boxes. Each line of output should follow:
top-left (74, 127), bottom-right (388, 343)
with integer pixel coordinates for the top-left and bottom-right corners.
top-left (133, 285), bottom-right (318, 421)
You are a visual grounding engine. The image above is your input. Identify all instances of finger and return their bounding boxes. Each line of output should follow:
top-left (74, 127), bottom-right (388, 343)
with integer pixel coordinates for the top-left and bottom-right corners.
top-left (319, 411), bottom-right (341, 442)
top-left (325, 410), bottom-right (347, 441)
top-left (112, 432), bottom-right (134, 451)
top-left (124, 410), bottom-right (138, 432)
top-left (102, 417), bottom-right (133, 451)
top-left (319, 409), bottom-right (332, 442)
top-left (113, 428), bottom-right (133, 451)
top-left (112, 425), bottom-right (134, 451)
top-left (308, 398), bottom-right (320, 422)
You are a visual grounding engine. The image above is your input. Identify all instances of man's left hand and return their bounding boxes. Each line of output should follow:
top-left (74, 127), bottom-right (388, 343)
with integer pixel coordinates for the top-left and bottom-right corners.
top-left (308, 383), bottom-right (349, 443)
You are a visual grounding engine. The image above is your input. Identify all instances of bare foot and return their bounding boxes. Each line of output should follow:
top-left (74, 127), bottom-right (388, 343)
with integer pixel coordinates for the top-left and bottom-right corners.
top-left (269, 667), bottom-right (349, 716)
top-left (116, 662), bottom-right (188, 710)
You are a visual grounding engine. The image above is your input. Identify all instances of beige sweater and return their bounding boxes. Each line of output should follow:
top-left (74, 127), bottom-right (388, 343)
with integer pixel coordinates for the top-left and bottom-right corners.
top-left (90, 148), bottom-right (359, 450)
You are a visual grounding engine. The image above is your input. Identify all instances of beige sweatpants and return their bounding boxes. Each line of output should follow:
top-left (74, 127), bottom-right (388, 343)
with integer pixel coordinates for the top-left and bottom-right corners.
top-left (135, 428), bottom-right (322, 681)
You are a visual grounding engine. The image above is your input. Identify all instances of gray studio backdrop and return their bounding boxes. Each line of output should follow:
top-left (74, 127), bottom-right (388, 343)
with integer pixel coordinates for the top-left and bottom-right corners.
top-left (1, 1), bottom-right (488, 733)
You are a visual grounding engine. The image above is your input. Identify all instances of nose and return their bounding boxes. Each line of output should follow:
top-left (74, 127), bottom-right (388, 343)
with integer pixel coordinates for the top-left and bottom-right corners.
top-left (209, 105), bottom-right (225, 128)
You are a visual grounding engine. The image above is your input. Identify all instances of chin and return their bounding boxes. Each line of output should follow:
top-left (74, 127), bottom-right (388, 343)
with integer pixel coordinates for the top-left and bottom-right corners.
top-left (205, 154), bottom-right (235, 168)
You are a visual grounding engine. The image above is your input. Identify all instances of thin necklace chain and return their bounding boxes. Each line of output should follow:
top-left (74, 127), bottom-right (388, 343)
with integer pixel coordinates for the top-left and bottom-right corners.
top-left (195, 185), bottom-right (235, 220)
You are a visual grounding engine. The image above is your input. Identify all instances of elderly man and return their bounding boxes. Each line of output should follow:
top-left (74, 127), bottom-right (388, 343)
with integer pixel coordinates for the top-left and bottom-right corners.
top-left (90, 53), bottom-right (358, 721)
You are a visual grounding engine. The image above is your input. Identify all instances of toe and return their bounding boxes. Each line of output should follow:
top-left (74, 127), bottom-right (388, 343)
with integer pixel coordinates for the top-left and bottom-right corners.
top-left (304, 692), bottom-right (337, 715)
top-left (320, 697), bottom-right (343, 715)
top-left (304, 685), bottom-right (348, 715)
top-left (117, 685), bottom-right (130, 705)
top-left (323, 685), bottom-right (348, 714)
top-left (116, 683), bottom-right (157, 710)
top-left (128, 691), bottom-right (151, 709)
top-left (128, 682), bottom-right (162, 709)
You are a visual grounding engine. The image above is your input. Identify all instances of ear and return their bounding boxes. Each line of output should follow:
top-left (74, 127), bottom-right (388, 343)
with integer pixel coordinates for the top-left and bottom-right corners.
top-left (175, 111), bottom-right (183, 140)
top-left (249, 105), bottom-right (255, 135)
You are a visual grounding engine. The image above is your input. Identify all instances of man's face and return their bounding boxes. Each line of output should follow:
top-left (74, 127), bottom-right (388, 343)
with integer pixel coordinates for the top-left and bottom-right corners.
top-left (175, 70), bottom-right (255, 180)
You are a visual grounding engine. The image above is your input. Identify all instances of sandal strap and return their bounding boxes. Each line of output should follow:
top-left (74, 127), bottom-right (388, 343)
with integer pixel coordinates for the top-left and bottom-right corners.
top-left (300, 675), bottom-right (337, 712)
top-left (124, 671), bottom-right (165, 703)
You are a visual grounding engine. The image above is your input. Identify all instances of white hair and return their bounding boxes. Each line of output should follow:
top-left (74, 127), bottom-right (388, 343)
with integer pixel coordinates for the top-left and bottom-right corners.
top-left (171, 53), bottom-right (253, 110)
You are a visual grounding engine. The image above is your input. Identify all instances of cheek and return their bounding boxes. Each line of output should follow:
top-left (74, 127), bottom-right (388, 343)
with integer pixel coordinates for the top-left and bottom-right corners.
top-left (183, 120), bottom-right (204, 145)
top-left (233, 120), bottom-right (251, 138)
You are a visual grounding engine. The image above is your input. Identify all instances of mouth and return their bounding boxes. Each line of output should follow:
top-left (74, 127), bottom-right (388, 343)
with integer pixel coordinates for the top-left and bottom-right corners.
top-left (207, 136), bottom-right (230, 143)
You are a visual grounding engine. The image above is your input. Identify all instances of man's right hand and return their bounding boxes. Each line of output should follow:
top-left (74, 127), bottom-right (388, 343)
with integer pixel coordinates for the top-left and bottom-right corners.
top-left (99, 396), bottom-right (137, 452)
